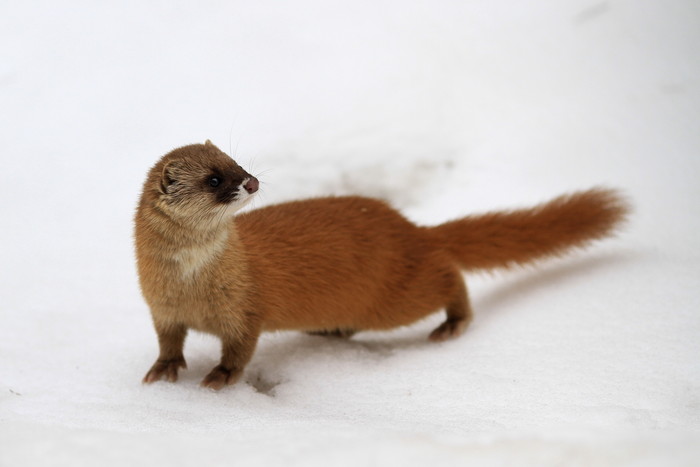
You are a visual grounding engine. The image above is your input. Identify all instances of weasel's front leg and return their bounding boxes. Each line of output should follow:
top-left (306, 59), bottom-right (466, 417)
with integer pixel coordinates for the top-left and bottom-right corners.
top-left (143, 322), bottom-right (188, 383)
top-left (201, 325), bottom-right (260, 390)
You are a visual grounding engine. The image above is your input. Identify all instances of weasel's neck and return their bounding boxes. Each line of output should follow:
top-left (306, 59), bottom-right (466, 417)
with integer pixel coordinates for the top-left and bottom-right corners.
top-left (172, 226), bottom-right (230, 280)
top-left (141, 207), bottom-right (237, 280)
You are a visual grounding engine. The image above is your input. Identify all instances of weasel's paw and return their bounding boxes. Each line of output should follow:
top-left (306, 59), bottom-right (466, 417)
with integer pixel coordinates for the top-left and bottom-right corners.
top-left (200, 365), bottom-right (242, 390)
top-left (142, 357), bottom-right (187, 384)
top-left (429, 318), bottom-right (468, 342)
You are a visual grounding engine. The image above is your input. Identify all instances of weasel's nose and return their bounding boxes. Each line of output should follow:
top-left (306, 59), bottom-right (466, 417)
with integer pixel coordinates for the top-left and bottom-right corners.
top-left (244, 177), bottom-right (259, 194)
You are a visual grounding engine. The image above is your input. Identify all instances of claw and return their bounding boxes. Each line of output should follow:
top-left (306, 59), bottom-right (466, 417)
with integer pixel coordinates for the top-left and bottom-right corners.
top-left (200, 365), bottom-right (241, 390)
top-left (142, 357), bottom-right (187, 384)
top-left (428, 318), bottom-right (468, 342)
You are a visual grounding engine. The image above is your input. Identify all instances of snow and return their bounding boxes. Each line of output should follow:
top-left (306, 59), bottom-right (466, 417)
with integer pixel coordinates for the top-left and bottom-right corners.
top-left (1, 0), bottom-right (699, 465)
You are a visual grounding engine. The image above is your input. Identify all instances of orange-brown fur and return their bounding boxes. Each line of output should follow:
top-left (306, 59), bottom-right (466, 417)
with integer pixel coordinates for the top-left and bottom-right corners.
top-left (135, 142), bottom-right (629, 389)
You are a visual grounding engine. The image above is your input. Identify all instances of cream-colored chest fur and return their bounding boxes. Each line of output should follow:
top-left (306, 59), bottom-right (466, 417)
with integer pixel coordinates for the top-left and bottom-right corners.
top-left (172, 228), bottom-right (229, 280)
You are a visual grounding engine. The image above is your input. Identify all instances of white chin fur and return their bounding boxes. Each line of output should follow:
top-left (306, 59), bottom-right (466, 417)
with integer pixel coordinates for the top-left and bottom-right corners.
top-left (222, 178), bottom-right (256, 217)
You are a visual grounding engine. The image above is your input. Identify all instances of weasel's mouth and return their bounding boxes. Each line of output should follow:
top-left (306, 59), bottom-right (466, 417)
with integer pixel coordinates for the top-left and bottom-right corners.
top-left (217, 177), bottom-right (258, 206)
top-left (218, 177), bottom-right (259, 204)
top-left (217, 188), bottom-right (240, 204)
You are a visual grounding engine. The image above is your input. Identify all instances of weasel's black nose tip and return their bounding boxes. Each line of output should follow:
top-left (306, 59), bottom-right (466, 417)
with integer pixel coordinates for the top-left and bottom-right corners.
top-left (244, 177), bottom-right (259, 194)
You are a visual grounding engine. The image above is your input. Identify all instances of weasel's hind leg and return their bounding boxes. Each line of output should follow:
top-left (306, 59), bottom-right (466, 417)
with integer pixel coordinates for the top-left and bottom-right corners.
top-left (429, 275), bottom-right (473, 342)
top-left (307, 328), bottom-right (357, 339)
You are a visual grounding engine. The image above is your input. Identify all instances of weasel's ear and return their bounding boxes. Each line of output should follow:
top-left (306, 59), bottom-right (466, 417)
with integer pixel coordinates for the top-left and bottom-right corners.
top-left (160, 160), bottom-right (179, 194)
top-left (205, 139), bottom-right (213, 147)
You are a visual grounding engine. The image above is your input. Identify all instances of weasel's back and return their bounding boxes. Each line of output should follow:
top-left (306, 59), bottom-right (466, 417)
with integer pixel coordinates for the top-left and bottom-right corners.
top-left (235, 197), bottom-right (453, 331)
top-left (236, 196), bottom-right (415, 248)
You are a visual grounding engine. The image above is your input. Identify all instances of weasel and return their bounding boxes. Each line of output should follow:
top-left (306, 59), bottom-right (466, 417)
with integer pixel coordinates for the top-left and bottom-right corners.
top-left (135, 141), bottom-right (629, 390)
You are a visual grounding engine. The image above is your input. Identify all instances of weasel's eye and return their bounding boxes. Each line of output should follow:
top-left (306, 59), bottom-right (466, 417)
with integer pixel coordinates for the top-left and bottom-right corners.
top-left (208, 176), bottom-right (221, 187)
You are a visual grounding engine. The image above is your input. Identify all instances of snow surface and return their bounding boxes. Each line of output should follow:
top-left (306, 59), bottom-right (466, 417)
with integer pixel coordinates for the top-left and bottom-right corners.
top-left (1, 1), bottom-right (699, 465)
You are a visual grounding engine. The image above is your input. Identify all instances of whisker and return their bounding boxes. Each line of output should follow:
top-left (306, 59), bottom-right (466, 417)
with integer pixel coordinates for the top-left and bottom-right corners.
top-left (228, 113), bottom-right (239, 157)
top-left (213, 202), bottom-right (229, 233)
top-left (248, 155), bottom-right (256, 176)
top-left (234, 136), bottom-right (242, 160)
top-left (254, 168), bottom-right (275, 178)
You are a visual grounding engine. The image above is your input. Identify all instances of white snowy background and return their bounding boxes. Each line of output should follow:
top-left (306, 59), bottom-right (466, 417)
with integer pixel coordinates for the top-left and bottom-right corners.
top-left (1, 1), bottom-right (699, 465)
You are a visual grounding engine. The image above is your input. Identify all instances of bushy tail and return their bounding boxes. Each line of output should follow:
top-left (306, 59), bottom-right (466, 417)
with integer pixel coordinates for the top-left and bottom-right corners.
top-left (429, 188), bottom-right (629, 272)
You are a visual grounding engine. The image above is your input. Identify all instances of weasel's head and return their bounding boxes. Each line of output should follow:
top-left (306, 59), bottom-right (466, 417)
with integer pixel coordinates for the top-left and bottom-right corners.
top-left (144, 140), bottom-right (259, 228)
